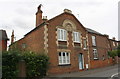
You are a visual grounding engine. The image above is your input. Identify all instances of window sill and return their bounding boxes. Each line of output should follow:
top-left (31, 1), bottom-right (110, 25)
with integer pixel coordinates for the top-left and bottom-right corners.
top-left (74, 41), bottom-right (81, 43)
top-left (74, 46), bottom-right (81, 48)
top-left (94, 58), bottom-right (99, 60)
top-left (92, 45), bottom-right (97, 47)
top-left (58, 40), bottom-right (67, 42)
top-left (83, 48), bottom-right (88, 50)
top-left (58, 64), bottom-right (71, 66)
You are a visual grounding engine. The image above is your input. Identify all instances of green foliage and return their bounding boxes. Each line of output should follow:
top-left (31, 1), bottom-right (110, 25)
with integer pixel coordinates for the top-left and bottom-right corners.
top-left (117, 45), bottom-right (120, 57)
top-left (108, 45), bottom-right (120, 58)
top-left (2, 50), bottom-right (21, 78)
top-left (108, 50), bottom-right (117, 59)
top-left (2, 49), bottom-right (49, 78)
top-left (22, 51), bottom-right (49, 77)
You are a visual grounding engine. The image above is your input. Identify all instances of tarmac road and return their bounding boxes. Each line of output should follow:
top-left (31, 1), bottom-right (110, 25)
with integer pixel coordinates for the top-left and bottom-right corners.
top-left (50, 64), bottom-right (119, 78)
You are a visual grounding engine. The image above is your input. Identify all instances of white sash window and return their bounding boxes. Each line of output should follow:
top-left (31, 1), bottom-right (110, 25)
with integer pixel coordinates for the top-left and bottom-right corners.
top-left (92, 36), bottom-right (96, 46)
top-left (58, 52), bottom-right (70, 65)
top-left (73, 32), bottom-right (81, 43)
top-left (58, 28), bottom-right (67, 41)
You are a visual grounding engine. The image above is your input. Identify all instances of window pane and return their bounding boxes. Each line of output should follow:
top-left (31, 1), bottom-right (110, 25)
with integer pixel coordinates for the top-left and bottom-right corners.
top-left (66, 53), bottom-right (69, 56)
top-left (93, 49), bottom-right (98, 59)
top-left (92, 36), bottom-right (96, 46)
top-left (63, 52), bottom-right (65, 56)
top-left (73, 32), bottom-right (80, 42)
top-left (58, 52), bottom-right (62, 64)
top-left (58, 52), bottom-right (70, 64)
top-left (77, 33), bottom-right (79, 41)
top-left (58, 28), bottom-right (67, 41)
top-left (59, 52), bottom-right (61, 56)
top-left (58, 29), bottom-right (61, 40)
top-left (66, 53), bottom-right (70, 63)
top-left (64, 30), bottom-right (67, 40)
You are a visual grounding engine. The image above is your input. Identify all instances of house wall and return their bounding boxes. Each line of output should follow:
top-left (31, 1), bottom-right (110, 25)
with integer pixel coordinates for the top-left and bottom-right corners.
top-left (87, 33), bottom-right (113, 69)
top-left (0, 40), bottom-right (7, 51)
top-left (14, 26), bottom-right (45, 54)
top-left (90, 58), bottom-right (113, 69)
top-left (109, 39), bottom-right (119, 51)
top-left (9, 11), bottom-right (117, 75)
top-left (47, 13), bottom-right (89, 74)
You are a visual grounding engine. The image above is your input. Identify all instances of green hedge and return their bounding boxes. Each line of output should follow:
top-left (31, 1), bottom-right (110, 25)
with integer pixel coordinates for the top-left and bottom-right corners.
top-left (2, 50), bottom-right (21, 78)
top-left (22, 51), bottom-right (49, 77)
top-left (108, 45), bottom-right (120, 58)
top-left (2, 50), bottom-right (49, 78)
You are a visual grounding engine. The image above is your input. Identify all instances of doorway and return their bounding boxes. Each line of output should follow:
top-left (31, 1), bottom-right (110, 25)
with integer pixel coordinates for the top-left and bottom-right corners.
top-left (78, 53), bottom-right (84, 70)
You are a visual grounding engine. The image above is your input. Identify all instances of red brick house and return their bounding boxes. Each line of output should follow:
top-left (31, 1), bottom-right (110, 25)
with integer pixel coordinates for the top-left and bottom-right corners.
top-left (109, 38), bottom-right (119, 51)
top-left (9, 5), bottom-right (119, 75)
top-left (0, 30), bottom-right (9, 52)
top-left (86, 28), bottom-right (114, 69)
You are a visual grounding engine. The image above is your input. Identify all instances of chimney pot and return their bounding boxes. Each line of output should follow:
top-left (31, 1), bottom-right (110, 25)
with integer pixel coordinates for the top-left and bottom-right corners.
top-left (112, 37), bottom-right (115, 40)
top-left (43, 16), bottom-right (47, 20)
top-left (64, 9), bottom-right (72, 14)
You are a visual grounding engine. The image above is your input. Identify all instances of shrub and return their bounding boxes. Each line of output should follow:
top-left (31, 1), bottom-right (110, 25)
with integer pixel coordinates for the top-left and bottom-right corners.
top-left (22, 51), bottom-right (49, 77)
top-left (108, 50), bottom-right (117, 59)
top-left (2, 50), bottom-right (49, 78)
top-left (2, 50), bottom-right (21, 78)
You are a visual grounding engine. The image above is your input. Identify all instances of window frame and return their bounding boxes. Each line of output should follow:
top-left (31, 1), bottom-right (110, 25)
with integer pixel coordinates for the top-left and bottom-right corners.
top-left (57, 28), bottom-right (67, 41)
top-left (92, 36), bottom-right (96, 46)
top-left (83, 39), bottom-right (87, 49)
top-left (93, 48), bottom-right (98, 60)
top-left (58, 52), bottom-right (70, 65)
top-left (73, 31), bottom-right (81, 43)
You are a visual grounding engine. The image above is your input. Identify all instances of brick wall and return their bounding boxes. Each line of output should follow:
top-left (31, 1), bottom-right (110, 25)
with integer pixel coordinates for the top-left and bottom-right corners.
top-left (90, 58), bottom-right (113, 69)
top-left (0, 40), bottom-right (7, 51)
top-left (15, 26), bottom-right (45, 54)
top-left (47, 13), bottom-right (89, 74)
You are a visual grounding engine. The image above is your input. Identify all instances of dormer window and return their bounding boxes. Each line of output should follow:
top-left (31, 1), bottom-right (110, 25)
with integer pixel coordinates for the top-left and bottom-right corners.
top-left (57, 28), bottom-right (67, 41)
top-left (73, 32), bottom-right (81, 43)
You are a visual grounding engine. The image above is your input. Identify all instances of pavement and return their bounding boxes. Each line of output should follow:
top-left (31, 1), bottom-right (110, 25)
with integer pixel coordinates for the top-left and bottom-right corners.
top-left (49, 64), bottom-right (119, 78)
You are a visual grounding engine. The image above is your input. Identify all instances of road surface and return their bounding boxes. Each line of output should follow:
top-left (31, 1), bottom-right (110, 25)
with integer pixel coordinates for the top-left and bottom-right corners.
top-left (50, 64), bottom-right (119, 78)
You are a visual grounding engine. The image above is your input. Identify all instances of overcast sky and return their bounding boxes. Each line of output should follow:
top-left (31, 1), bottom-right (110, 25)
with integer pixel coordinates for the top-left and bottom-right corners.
top-left (0, 0), bottom-right (119, 46)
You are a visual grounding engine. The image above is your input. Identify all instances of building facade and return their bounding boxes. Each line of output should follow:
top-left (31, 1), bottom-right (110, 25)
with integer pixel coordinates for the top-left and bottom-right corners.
top-left (0, 30), bottom-right (9, 52)
top-left (9, 5), bottom-right (120, 75)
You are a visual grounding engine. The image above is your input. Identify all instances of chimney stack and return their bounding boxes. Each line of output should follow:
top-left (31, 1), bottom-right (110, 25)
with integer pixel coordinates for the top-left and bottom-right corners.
top-left (112, 37), bottom-right (115, 40)
top-left (64, 9), bottom-right (72, 14)
top-left (11, 30), bottom-right (14, 44)
top-left (36, 4), bottom-right (43, 27)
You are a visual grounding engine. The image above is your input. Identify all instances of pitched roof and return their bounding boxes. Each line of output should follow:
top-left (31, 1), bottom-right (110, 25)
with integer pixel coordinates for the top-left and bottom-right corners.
top-left (86, 28), bottom-right (103, 35)
top-left (25, 12), bottom-right (86, 36)
top-left (0, 30), bottom-right (9, 40)
top-left (25, 22), bottom-right (46, 36)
